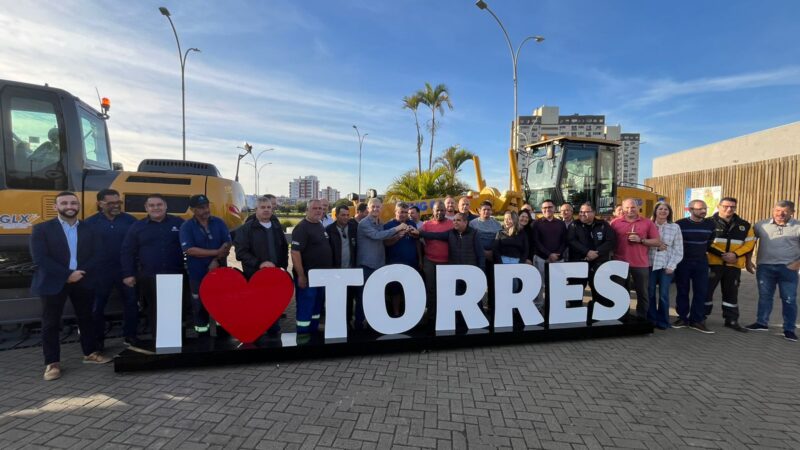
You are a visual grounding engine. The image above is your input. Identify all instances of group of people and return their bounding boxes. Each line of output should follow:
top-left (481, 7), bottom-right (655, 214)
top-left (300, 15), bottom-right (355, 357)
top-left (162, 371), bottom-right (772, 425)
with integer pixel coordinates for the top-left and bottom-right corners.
top-left (32, 189), bottom-right (233, 380)
top-left (606, 197), bottom-right (800, 341)
top-left (31, 188), bottom-right (800, 381)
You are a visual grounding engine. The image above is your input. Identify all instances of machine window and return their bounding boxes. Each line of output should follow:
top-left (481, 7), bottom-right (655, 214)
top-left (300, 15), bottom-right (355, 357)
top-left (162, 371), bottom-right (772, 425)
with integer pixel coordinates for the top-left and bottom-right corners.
top-left (5, 97), bottom-right (67, 190)
top-left (78, 107), bottom-right (111, 169)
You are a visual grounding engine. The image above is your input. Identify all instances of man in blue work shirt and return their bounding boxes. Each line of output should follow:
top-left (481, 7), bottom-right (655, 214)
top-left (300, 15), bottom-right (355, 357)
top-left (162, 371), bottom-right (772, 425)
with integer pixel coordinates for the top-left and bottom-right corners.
top-left (121, 194), bottom-right (185, 340)
top-left (85, 188), bottom-right (139, 350)
top-left (384, 202), bottom-right (418, 317)
top-left (180, 194), bottom-right (231, 335)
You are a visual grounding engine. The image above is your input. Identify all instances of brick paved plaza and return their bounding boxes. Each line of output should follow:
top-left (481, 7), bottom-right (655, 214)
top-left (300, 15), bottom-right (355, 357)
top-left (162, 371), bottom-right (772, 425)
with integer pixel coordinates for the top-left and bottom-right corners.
top-left (1, 272), bottom-right (798, 449)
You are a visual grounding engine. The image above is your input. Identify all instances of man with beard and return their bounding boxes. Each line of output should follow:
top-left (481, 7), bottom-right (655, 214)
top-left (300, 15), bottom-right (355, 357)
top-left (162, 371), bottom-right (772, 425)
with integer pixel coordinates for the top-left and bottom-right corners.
top-left (567, 202), bottom-right (617, 310)
top-left (444, 196), bottom-right (457, 221)
top-left (32, 191), bottom-right (111, 381)
top-left (180, 194), bottom-right (232, 335)
top-left (674, 199), bottom-right (716, 333)
top-left (85, 189), bottom-right (139, 350)
top-left (706, 197), bottom-right (754, 332)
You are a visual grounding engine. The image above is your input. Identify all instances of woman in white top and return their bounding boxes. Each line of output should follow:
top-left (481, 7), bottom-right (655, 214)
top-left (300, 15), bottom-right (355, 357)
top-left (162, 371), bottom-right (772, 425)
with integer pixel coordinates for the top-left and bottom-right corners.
top-left (648, 202), bottom-right (684, 329)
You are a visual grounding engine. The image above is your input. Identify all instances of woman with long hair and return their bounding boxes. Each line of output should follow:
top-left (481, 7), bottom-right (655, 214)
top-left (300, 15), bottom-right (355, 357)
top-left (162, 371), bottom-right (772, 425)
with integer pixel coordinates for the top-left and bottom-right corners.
top-left (648, 201), bottom-right (683, 329)
top-left (493, 210), bottom-right (531, 265)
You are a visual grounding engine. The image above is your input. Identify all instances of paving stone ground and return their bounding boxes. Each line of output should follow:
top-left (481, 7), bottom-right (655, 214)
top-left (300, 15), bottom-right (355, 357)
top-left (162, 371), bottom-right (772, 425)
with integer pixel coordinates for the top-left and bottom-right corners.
top-left (1, 272), bottom-right (799, 449)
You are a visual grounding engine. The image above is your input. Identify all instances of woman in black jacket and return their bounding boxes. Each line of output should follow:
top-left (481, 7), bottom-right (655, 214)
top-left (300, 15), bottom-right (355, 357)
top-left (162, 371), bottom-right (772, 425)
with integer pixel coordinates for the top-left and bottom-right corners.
top-left (493, 211), bottom-right (531, 265)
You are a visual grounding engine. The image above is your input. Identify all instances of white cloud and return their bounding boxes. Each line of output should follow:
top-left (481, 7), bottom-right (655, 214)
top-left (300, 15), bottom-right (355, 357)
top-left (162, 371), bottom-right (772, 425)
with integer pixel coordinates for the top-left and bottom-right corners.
top-left (0, 1), bottom-right (419, 197)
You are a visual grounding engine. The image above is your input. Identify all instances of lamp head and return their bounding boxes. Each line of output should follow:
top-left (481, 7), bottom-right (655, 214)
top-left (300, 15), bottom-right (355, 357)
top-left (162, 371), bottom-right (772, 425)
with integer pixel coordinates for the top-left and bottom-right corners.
top-left (476, 0), bottom-right (488, 10)
top-left (159, 6), bottom-right (171, 16)
top-left (534, 36), bottom-right (545, 43)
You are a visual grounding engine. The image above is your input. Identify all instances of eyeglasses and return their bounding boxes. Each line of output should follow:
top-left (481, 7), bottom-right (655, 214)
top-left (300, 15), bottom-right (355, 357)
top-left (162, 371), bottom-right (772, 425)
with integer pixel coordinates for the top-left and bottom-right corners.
top-left (719, 204), bottom-right (736, 209)
top-left (578, 211), bottom-right (593, 215)
top-left (691, 207), bottom-right (707, 211)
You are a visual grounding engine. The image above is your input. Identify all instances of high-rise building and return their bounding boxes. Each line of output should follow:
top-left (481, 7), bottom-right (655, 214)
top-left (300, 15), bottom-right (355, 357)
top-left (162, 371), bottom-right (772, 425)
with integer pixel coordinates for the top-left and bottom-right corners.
top-left (319, 186), bottom-right (340, 203)
top-left (289, 175), bottom-right (320, 201)
top-left (517, 106), bottom-right (640, 184)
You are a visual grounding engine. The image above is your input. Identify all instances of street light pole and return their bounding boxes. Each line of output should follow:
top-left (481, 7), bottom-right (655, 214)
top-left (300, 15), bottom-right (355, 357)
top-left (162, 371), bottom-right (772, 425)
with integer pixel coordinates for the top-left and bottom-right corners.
top-left (475, 0), bottom-right (543, 154)
top-left (352, 125), bottom-right (368, 197)
top-left (245, 161), bottom-right (273, 196)
top-left (160, 6), bottom-right (200, 161)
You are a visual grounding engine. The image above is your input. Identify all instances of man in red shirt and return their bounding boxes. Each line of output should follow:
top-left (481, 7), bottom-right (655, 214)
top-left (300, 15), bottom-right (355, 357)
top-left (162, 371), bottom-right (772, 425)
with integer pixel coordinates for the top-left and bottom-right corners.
top-left (420, 201), bottom-right (453, 322)
top-left (611, 198), bottom-right (661, 319)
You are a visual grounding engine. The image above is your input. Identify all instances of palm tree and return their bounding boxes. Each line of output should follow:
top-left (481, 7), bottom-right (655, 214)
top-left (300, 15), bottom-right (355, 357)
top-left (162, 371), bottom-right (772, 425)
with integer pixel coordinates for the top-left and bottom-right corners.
top-left (385, 167), bottom-right (449, 201)
top-left (402, 93), bottom-right (424, 174)
top-left (435, 145), bottom-right (474, 183)
top-left (418, 83), bottom-right (453, 170)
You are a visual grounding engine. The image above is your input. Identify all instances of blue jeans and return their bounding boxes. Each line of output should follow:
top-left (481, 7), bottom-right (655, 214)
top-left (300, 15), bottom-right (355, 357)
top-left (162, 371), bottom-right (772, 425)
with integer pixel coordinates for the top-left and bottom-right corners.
top-left (189, 278), bottom-right (210, 328)
top-left (93, 275), bottom-right (138, 343)
top-left (295, 282), bottom-right (324, 334)
top-left (648, 268), bottom-right (673, 328)
top-left (755, 264), bottom-right (798, 332)
top-left (674, 259), bottom-right (709, 324)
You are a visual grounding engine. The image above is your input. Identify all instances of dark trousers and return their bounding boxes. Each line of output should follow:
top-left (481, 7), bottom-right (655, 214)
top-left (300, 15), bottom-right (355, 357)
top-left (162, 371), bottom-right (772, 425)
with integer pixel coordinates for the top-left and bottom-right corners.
top-left (189, 278), bottom-right (210, 328)
top-left (41, 282), bottom-right (96, 365)
top-left (422, 258), bottom-right (441, 323)
top-left (626, 267), bottom-right (650, 319)
top-left (92, 276), bottom-right (138, 345)
top-left (675, 259), bottom-right (709, 324)
top-left (707, 265), bottom-right (741, 322)
top-left (137, 276), bottom-right (158, 336)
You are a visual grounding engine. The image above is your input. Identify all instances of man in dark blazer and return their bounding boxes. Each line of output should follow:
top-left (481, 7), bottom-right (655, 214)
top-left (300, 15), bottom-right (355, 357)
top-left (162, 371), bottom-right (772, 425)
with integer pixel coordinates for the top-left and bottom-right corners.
top-left (30, 191), bottom-right (111, 381)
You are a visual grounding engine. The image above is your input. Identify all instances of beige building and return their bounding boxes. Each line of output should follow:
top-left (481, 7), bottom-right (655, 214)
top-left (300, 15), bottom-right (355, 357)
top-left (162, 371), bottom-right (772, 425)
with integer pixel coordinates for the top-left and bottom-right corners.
top-left (646, 121), bottom-right (800, 222)
top-left (652, 121), bottom-right (800, 177)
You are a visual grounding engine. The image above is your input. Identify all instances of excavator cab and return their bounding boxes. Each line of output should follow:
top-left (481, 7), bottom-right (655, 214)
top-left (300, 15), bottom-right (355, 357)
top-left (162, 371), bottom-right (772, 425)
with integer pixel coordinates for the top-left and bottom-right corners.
top-left (521, 137), bottom-right (618, 216)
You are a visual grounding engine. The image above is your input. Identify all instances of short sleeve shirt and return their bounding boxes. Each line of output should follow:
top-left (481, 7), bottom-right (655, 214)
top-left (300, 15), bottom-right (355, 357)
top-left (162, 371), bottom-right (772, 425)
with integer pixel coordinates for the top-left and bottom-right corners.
top-left (611, 216), bottom-right (659, 268)
top-left (180, 216), bottom-right (231, 281)
top-left (291, 219), bottom-right (333, 277)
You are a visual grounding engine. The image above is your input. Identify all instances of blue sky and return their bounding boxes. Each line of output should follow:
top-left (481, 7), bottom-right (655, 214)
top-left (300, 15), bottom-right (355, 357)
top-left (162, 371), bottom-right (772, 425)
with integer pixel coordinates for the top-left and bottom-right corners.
top-left (3, 0), bottom-right (799, 197)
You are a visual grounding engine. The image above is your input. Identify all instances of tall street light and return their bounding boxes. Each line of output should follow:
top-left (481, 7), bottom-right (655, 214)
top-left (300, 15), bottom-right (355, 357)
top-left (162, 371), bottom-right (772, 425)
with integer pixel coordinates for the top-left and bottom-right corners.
top-left (353, 125), bottom-right (368, 197)
top-left (475, 0), bottom-right (544, 154)
top-left (160, 6), bottom-right (200, 161)
top-left (245, 161), bottom-right (273, 196)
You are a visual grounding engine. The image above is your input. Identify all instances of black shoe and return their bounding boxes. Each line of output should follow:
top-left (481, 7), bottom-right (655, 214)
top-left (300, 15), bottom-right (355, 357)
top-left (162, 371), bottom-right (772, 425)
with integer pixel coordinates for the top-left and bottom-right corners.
top-left (724, 321), bottom-right (748, 333)
top-left (672, 319), bottom-right (688, 329)
top-left (745, 322), bottom-right (769, 331)
top-left (784, 331), bottom-right (798, 342)
top-left (689, 322), bottom-right (715, 334)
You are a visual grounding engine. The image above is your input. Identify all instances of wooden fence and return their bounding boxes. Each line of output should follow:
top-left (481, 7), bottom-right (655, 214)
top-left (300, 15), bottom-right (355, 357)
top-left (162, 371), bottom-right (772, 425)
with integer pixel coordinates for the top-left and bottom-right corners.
top-left (645, 154), bottom-right (800, 224)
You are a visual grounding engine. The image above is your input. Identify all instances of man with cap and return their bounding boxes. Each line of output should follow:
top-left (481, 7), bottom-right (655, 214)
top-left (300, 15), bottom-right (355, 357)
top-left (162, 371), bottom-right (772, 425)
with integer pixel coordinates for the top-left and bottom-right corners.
top-left (122, 194), bottom-right (185, 341)
top-left (180, 194), bottom-right (232, 335)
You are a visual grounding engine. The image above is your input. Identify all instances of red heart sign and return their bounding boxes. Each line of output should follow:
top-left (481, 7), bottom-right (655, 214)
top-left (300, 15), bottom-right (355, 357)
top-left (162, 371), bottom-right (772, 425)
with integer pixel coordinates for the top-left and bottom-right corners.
top-left (199, 267), bottom-right (293, 343)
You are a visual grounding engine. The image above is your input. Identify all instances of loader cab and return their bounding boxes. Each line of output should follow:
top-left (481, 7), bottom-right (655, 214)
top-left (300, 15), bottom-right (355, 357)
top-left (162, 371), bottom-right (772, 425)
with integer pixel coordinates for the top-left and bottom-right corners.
top-left (0, 80), bottom-right (111, 196)
top-left (521, 137), bottom-right (618, 216)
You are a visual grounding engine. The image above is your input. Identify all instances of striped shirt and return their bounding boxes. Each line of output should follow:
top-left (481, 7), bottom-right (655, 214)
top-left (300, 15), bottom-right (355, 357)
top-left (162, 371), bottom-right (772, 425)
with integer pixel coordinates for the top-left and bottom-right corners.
top-left (648, 221), bottom-right (683, 271)
top-left (675, 217), bottom-right (715, 261)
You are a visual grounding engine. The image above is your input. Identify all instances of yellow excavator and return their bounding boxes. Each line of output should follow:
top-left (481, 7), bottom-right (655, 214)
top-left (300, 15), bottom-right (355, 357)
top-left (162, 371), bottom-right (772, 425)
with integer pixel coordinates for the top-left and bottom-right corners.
top-left (0, 79), bottom-right (247, 325)
top-left (356, 136), bottom-right (663, 222)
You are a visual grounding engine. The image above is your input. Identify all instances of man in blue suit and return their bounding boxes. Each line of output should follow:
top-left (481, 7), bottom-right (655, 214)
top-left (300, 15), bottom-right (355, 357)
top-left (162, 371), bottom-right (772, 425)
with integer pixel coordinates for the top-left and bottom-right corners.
top-left (31, 191), bottom-right (111, 381)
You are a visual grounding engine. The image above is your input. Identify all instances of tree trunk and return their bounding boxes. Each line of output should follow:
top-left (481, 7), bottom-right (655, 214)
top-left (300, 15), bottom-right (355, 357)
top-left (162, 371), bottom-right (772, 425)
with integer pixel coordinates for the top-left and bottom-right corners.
top-left (429, 110), bottom-right (436, 170)
top-left (414, 111), bottom-right (422, 174)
